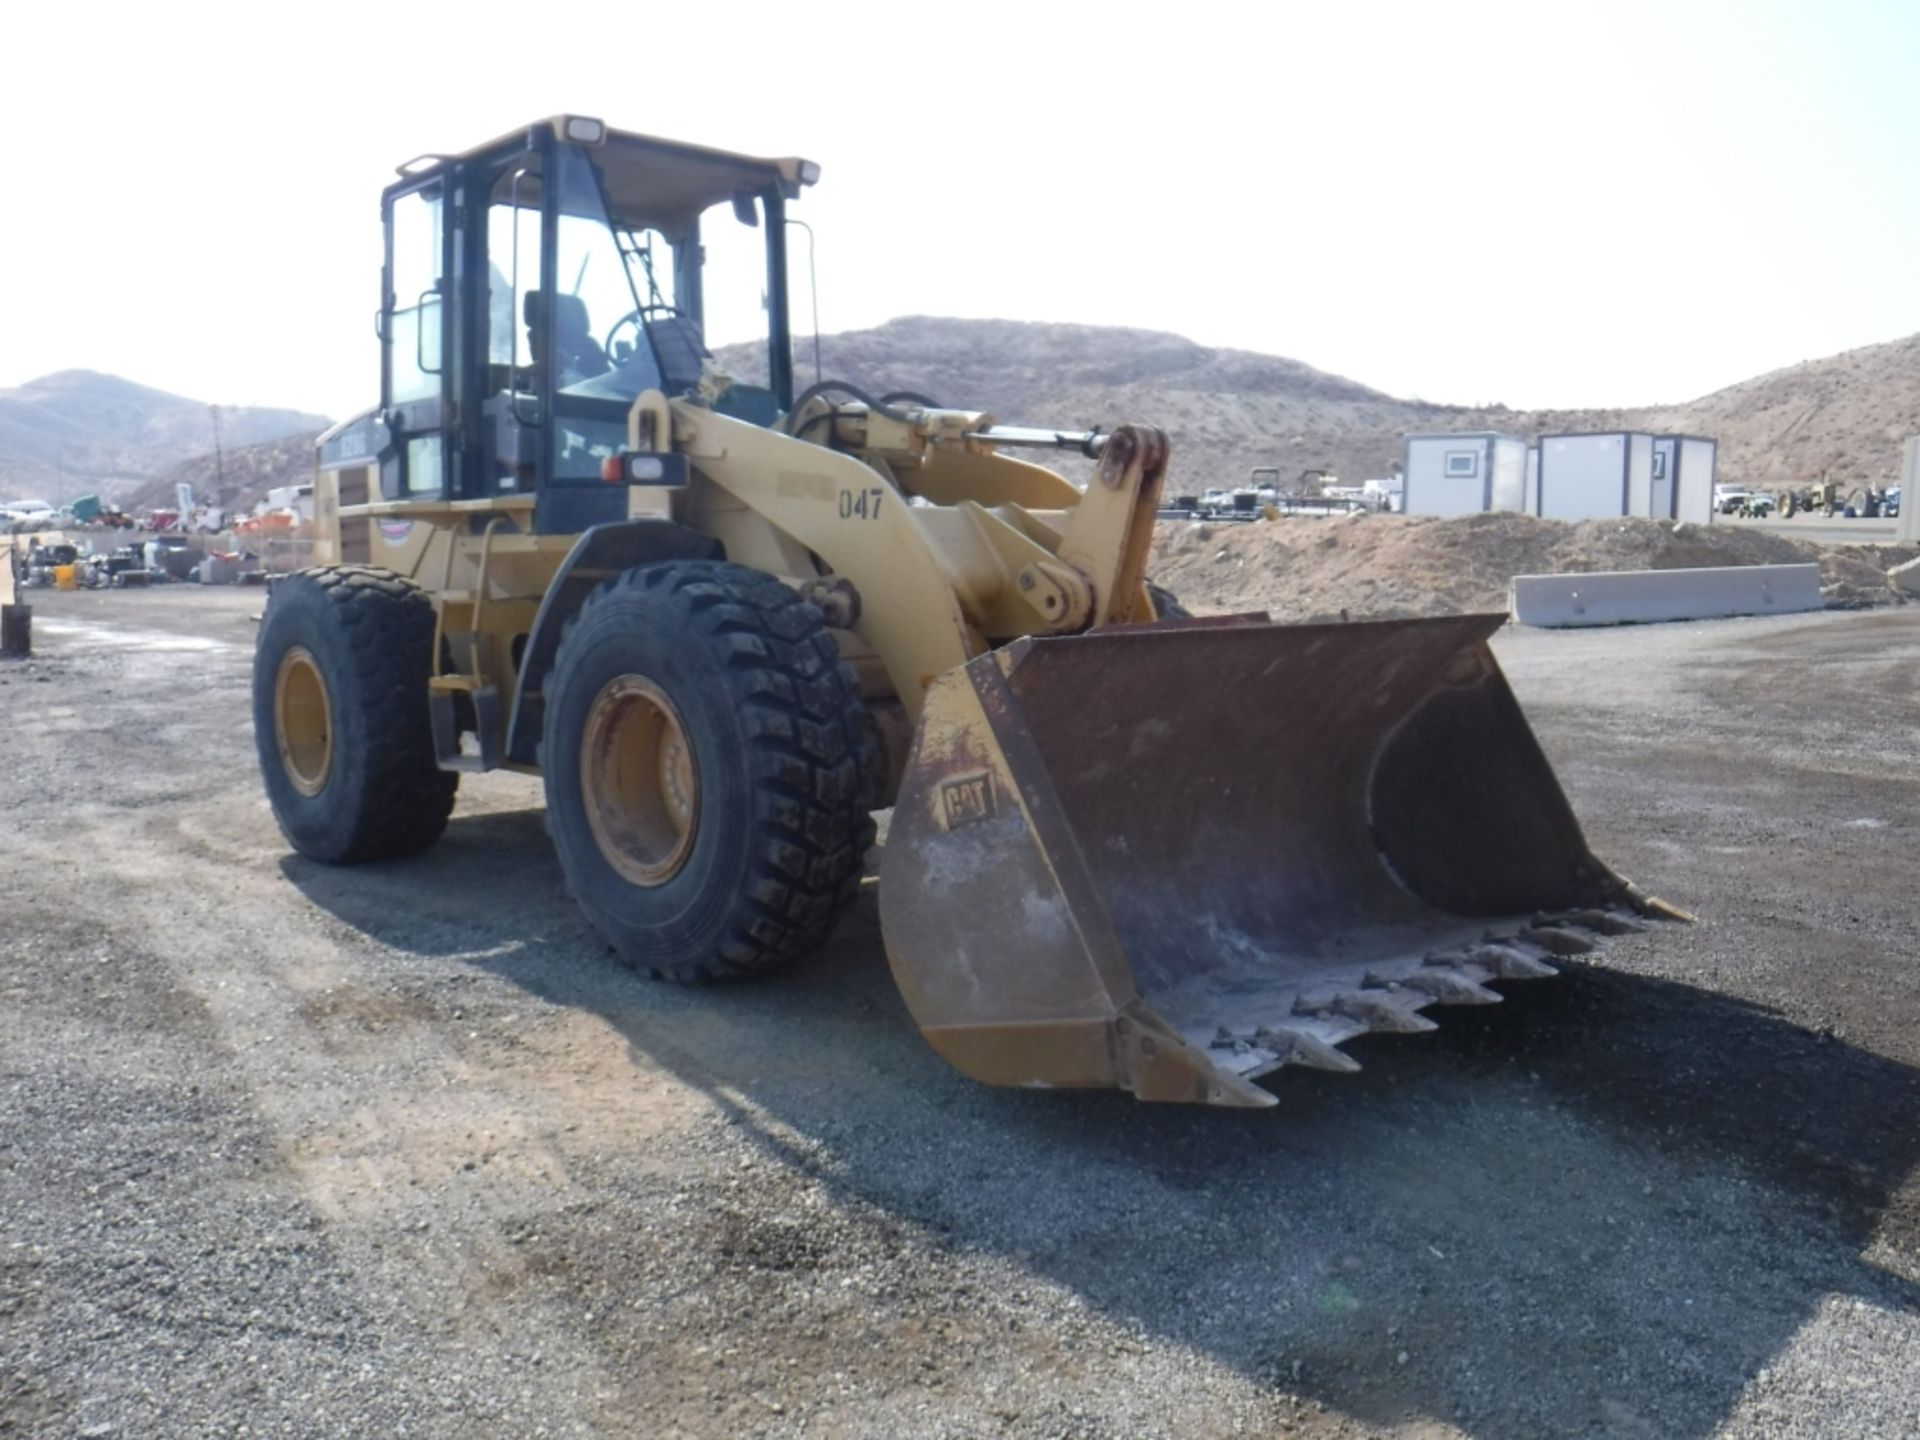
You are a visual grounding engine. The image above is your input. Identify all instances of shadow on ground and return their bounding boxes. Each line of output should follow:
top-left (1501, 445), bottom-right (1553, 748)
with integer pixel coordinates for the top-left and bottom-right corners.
top-left (285, 808), bottom-right (1920, 1438)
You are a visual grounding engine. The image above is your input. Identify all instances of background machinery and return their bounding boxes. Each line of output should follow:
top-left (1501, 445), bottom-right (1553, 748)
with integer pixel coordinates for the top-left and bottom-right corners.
top-left (1779, 479), bottom-right (1894, 518)
top-left (253, 117), bottom-right (1680, 1108)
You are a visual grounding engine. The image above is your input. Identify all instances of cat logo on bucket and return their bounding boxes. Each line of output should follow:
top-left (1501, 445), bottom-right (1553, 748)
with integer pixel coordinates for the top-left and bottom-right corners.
top-left (937, 770), bottom-right (997, 830)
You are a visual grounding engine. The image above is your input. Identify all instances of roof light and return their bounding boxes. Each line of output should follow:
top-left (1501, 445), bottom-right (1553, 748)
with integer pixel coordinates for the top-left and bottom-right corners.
top-left (797, 160), bottom-right (822, 186)
top-left (561, 115), bottom-right (606, 145)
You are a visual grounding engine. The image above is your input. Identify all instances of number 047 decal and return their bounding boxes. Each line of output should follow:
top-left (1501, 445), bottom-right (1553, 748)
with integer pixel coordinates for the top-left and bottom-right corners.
top-left (838, 487), bottom-right (885, 520)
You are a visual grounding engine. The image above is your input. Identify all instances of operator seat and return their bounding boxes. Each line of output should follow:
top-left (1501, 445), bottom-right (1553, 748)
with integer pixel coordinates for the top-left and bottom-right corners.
top-left (645, 312), bottom-right (712, 396)
top-left (525, 291), bottom-right (611, 385)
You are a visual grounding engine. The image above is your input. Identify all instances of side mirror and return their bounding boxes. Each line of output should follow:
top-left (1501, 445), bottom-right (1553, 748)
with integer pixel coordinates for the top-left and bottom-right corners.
top-left (731, 191), bottom-right (760, 228)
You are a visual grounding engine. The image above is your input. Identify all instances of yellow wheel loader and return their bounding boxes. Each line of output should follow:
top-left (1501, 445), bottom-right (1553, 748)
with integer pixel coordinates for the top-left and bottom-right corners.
top-left (254, 117), bottom-right (1683, 1108)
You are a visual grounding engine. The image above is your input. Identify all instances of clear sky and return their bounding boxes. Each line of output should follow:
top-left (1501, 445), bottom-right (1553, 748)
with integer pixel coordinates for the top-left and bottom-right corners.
top-left (4, 0), bottom-right (1915, 420)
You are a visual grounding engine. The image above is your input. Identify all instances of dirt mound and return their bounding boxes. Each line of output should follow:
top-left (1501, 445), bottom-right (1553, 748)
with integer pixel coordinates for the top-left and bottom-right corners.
top-left (1148, 512), bottom-right (1919, 622)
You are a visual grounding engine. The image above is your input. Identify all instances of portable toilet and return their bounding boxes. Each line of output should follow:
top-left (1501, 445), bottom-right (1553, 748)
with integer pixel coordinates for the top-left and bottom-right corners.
top-left (1658, 435), bottom-right (1718, 525)
top-left (1402, 433), bottom-right (1529, 516)
top-left (1536, 432), bottom-right (1655, 521)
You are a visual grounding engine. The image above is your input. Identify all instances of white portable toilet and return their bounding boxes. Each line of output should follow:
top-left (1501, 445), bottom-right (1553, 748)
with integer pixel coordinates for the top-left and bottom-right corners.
top-left (1536, 432), bottom-right (1656, 521)
top-left (1402, 433), bottom-right (1530, 516)
top-left (1525, 445), bottom-right (1540, 516)
top-left (1663, 435), bottom-right (1718, 525)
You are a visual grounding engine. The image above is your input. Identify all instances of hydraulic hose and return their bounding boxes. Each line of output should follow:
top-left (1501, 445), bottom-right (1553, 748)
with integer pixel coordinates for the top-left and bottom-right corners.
top-left (782, 381), bottom-right (940, 435)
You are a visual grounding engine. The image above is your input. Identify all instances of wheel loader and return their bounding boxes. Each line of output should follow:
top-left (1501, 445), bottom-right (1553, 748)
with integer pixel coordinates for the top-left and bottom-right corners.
top-left (254, 116), bottom-right (1683, 1108)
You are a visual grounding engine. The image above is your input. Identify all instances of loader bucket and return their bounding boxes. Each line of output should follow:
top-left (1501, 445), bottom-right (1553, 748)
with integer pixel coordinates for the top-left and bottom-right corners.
top-left (879, 613), bottom-right (1680, 1107)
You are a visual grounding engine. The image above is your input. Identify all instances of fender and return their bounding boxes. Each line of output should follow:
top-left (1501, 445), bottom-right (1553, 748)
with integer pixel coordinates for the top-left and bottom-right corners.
top-left (506, 519), bottom-right (721, 765)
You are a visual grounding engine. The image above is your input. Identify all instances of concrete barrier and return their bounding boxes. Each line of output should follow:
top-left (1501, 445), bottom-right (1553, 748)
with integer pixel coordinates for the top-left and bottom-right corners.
top-left (1510, 563), bottom-right (1823, 628)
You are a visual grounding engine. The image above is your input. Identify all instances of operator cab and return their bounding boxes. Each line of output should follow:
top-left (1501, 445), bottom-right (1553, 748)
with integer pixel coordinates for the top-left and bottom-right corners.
top-left (331, 116), bottom-right (817, 532)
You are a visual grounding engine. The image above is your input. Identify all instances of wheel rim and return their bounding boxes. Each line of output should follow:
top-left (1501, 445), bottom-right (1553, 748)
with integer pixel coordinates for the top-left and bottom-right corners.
top-left (274, 646), bottom-right (333, 797)
top-left (581, 675), bottom-right (699, 887)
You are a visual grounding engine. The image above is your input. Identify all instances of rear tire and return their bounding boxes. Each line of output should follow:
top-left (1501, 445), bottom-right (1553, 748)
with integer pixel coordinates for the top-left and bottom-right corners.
top-left (252, 566), bottom-right (457, 863)
top-left (541, 560), bottom-right (876, 983)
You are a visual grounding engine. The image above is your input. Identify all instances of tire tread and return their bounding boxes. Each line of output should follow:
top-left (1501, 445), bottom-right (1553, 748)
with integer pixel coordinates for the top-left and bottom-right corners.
top-left (541, 560), bottom-right (877, 983)
top-left (256, 565), bottom-right (457, 863)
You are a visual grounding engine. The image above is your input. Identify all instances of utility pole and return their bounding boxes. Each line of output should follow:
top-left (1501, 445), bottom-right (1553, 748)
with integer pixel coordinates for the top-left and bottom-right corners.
top-left (210, 405), bottom-right (226, 493)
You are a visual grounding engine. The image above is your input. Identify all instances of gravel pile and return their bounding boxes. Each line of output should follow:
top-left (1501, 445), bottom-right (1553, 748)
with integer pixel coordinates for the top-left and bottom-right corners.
top-left (1148, 511), bottom-right (1919, 620)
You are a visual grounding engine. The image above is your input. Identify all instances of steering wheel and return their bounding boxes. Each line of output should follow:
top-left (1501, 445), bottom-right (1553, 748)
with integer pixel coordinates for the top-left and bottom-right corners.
top-left (603, 303), bottom-right (689, 362)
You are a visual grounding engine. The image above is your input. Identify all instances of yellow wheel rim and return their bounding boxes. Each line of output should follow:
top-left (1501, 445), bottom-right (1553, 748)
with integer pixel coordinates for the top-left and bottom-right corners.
top-left (581, 675), bottom-right (699, 887)
top-left (274, 646), bottom-right (333, 797)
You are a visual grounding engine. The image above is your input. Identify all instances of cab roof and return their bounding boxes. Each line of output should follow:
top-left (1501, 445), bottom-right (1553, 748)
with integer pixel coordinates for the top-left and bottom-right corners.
top-left (395, 116), bottom-right (818, 234)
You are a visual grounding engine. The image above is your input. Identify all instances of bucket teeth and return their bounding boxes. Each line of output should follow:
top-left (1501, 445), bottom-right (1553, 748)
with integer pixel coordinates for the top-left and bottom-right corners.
top-left (1327, 991), bottom-right (1439, 1034)
top-left (1519, 924), bottom-right (1598, 956)
top-left (1252, 1026), bottom-right (1363, 1074)
top-left (1535, 907), bottom-right (1648, 936)
top-left (1399, 969), bottom-right (1504, 1005)
top-left (1466, 943), bottom-right (1559, 981)
top-left (1616, 881), bottom-right (1696, 923)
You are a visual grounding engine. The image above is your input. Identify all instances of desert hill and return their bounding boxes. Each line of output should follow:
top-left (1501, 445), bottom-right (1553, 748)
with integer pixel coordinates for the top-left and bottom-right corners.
top-left (0, 371), bottom-right (327, 507)
top-left (1619, 332), bottom-right (1920, 484)
top-left (725, 317), bottom-right (1920, 490)
top-left (14, 319), bottom-right (1917, 514)
top-left (123, 432), bottom-right (322, 518)
top-left (720, 317), bottom-right (1454, 487)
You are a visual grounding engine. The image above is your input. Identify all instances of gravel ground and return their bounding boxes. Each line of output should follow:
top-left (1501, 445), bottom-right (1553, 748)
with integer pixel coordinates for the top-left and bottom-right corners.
top-left (1, 586), bottom-right (1917, 1439)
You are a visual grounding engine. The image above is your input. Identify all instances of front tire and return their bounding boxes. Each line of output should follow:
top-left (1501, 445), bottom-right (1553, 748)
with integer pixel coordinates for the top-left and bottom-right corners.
top-left (252, 566), bottom-right (457, 863)
top-left (541, 560), bottom-right (876, 982)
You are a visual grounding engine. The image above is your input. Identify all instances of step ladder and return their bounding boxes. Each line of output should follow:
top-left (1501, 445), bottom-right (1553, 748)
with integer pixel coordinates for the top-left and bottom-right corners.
top-left (429, 525), bottom-right (510, 773)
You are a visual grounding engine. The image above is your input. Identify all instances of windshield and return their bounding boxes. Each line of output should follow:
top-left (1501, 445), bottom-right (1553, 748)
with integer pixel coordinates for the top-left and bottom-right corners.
top-left (498, 143), bottom-right (788, 482)
top-left (539, 147), bottom-right (664, 480)
top-left (607, 203), bottom-right (775, 380)
top-left (547, 145), bottom-right (774, 402)
top-left (548, 146), bottom-right (657, 398)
